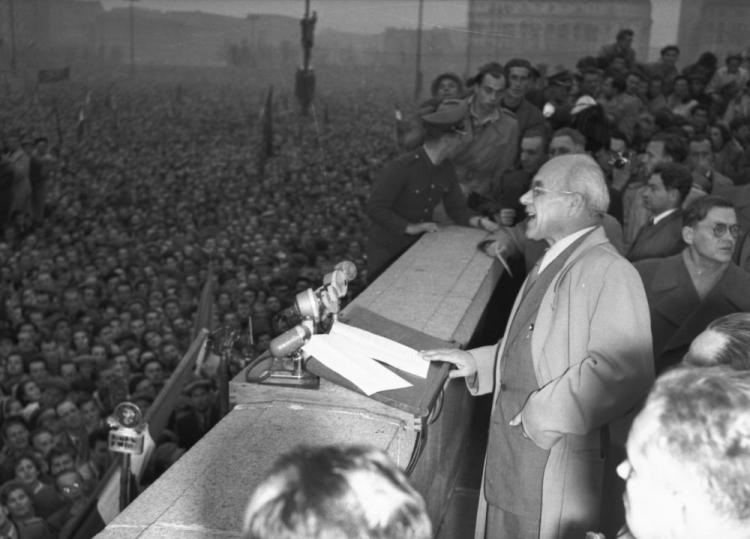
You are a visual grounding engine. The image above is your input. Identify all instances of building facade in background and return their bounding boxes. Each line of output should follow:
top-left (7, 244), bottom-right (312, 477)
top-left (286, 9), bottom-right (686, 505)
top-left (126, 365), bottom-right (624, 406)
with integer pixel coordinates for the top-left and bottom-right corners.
top-left (1, 0), bottom-right (749, 86)
top-left (466, 0), bottom-right (652, 72)
top-left (677, 0), bottom-right (750, 63)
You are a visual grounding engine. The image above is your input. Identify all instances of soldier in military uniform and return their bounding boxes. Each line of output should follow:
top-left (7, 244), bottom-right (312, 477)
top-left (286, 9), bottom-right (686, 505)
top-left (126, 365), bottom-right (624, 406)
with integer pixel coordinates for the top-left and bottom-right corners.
top-left (366, 99), bottom-right (498, 282)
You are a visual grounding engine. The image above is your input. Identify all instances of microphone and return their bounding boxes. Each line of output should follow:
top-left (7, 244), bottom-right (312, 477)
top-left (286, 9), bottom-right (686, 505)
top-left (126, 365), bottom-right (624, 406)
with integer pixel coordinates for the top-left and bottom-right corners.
top-left (322, 261), bottom-right (357, 301)
top-left (333, 260), bottom-right (357, 281)
top-left (269, 324), bottom-right (311, 358)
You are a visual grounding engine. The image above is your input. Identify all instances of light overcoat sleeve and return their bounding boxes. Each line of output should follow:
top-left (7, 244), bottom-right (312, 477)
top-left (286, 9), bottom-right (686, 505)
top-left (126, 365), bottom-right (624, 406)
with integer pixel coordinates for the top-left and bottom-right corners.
top-left (466, 345), bottom-right (498, 396)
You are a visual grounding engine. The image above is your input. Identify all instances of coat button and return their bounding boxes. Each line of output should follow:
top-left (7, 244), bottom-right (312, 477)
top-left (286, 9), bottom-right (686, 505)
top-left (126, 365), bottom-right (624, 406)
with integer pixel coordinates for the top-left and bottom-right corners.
top-left (499, 383), bottom-right (507, 391)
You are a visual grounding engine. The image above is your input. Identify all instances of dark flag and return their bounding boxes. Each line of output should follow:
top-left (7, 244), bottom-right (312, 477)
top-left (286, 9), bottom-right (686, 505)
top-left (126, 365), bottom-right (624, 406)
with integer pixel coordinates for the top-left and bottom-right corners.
top-left (38, 67), bottom-right (70, 84)
top-left (76, 107), bottom-right (86, 143)
top-left (192, 267), bottom-right (215, 341)
top-left (256, 86), bottom-right (274, 177)
top-left (294, 68), bottom-right (315, 115)
top-left (261, 86), bottom-right (274, 159)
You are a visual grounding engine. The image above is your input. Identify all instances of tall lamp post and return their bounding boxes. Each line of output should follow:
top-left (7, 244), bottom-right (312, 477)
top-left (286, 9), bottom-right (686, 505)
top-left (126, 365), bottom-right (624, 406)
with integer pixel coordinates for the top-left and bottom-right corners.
top-left (414, 0), bottom-right (424, 100)
top-left (127, 0), bottom-right (138, 76)
top-left (295, 0), bottom-right (316, 116)
top-left (8, 0), bottom-right (17, 71)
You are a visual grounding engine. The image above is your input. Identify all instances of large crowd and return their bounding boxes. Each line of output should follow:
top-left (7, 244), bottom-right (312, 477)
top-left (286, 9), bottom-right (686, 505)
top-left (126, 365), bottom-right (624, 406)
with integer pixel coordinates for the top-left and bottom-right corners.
top-left (1, 26), bottom-right (750, 539)
top-left (0, 64), bottom-right (405, 537)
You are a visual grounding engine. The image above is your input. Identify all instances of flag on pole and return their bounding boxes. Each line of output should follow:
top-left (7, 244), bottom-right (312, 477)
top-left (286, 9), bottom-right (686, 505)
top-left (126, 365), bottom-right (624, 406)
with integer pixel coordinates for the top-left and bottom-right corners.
top-left (260, 86), bottom-right (274, 159)
top-left (68, 329), bottom-right (210, 538)
top-left (192, 267), bottom-right (214, 341)
top-left (256, 86), bottom-right (274, 177)
top-left (76, 107), bottom-right (86, 143)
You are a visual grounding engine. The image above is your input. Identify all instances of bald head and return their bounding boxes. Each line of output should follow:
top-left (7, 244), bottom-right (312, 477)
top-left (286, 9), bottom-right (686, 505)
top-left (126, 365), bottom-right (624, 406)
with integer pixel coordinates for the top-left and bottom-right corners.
top-left (521, 154), bottom-right (610, 244)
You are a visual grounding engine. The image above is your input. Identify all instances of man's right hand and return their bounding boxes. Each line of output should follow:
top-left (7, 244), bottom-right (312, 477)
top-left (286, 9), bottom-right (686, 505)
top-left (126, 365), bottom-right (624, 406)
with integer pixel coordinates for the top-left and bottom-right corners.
top-left (419, 348), bottom-right (477, 379)
top-left (405, 222), bottom-right (438, 235)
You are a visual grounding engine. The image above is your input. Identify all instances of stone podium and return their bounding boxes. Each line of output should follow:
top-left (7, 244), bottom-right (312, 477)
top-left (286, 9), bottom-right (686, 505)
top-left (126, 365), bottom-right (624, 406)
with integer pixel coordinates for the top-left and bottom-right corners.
top-left (98, 225), bottom-right (502, 538)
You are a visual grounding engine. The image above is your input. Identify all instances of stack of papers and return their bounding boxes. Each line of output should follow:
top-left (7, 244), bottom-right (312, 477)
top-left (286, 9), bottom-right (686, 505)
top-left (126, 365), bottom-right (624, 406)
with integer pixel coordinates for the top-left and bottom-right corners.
top-left (301, 321), bottom-right (428, 396)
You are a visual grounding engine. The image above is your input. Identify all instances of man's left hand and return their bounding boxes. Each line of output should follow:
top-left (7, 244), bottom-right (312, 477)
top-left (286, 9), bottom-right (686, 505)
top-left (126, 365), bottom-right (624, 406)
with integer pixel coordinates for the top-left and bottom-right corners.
top-left (509, 412), bottom-right (530, 439)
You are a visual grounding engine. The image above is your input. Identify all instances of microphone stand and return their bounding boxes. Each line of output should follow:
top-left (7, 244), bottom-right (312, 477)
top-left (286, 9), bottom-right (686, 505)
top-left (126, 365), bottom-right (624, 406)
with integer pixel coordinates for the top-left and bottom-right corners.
top-left (260, 348), bottom-right (319, 389)
top-left (245, 261), bottom-right (356, 390)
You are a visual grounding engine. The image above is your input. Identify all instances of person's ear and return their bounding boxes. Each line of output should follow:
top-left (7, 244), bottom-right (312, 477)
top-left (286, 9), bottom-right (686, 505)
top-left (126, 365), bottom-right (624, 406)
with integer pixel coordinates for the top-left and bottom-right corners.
top-left (682, 225), bottom-right (694, 245)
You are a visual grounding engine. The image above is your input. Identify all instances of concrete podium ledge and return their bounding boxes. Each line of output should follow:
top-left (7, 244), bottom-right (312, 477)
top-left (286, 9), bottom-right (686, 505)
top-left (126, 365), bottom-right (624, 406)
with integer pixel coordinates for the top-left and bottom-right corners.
top-left (99, 225), bottom-right (502, 538)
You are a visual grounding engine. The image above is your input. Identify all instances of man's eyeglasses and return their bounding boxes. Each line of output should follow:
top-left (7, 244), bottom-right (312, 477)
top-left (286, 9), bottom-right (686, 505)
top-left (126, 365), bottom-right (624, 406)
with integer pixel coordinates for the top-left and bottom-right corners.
top-left (530, 186), bottom-right (578, 198)
top-left (704, 223), bottom-right (741, 239)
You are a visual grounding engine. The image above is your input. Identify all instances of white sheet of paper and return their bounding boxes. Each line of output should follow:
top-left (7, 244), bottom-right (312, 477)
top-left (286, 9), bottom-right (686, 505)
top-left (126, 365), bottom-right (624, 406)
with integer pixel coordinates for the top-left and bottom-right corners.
top-left (329, 321), bottom-right (429, 378)
top-left (302, 334), bottom-right (412, 396)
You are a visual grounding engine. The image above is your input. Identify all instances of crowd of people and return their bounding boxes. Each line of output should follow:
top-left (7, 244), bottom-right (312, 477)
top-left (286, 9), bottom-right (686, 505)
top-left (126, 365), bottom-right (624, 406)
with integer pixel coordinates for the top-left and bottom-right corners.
top-left (1, 24), bottom-right (750, 539)
top-left (366, 27), bottom-right (750, 539)
top-left (0, 64), bottom-right (403, 537)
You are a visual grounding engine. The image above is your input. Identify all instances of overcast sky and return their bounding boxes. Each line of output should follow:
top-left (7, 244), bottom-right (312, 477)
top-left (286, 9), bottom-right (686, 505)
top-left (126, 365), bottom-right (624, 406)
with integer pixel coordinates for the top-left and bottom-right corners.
top-left (98, 0), bottom-right (468, 34)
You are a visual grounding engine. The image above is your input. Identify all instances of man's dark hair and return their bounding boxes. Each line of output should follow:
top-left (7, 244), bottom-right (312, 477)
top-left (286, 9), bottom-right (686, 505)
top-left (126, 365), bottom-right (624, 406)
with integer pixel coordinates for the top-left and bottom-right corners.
top-left (651, 132), bottom-right (688, 163)
top-left (242, 445), bottom-right (432, 539)
top-left (660, 45), bottom-right (680, 57)
top-left (504, 58), bottom-right (532, 78)
top-left (683, 195), bottom-right (735, 227)
top-left (467, 62), bottom-right (504, 88)
top-left (522, 127), bottom-right (548, 147)
top-left (652, 163), bottom-right (693, 204)
top-left (616, 28), bottom-right (634, 41)
top-left (428, 72), bottom-right (463, 98)
top-left (47, 447), bottom-right (76, 471)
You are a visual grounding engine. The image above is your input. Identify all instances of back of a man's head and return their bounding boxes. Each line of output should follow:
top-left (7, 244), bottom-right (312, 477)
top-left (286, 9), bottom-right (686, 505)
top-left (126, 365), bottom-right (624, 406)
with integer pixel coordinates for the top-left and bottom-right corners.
top-left (684, 312), bottom-right (750, 370)
top-left (622, 366), bottom-right (750, 538)
top-left (242, 445), bottom-right (432, 539)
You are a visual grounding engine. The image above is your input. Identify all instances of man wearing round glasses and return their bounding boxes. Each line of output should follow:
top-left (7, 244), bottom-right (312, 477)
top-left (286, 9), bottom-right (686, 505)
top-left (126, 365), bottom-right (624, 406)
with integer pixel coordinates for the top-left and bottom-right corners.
top-left (635, 195), bottom-right (750, 375)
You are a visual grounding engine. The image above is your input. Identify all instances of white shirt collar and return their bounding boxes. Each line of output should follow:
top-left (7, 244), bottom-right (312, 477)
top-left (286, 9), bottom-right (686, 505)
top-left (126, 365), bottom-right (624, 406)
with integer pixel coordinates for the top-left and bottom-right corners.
top-left (537, 226), bottom-right (596, 274)
top-left (652, 208), bottom-right (677, 225)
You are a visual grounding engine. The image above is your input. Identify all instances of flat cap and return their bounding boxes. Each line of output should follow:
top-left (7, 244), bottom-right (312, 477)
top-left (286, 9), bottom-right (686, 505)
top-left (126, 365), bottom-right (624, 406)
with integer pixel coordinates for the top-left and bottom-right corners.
top-left (547, 70), bottom-right (574, 88)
